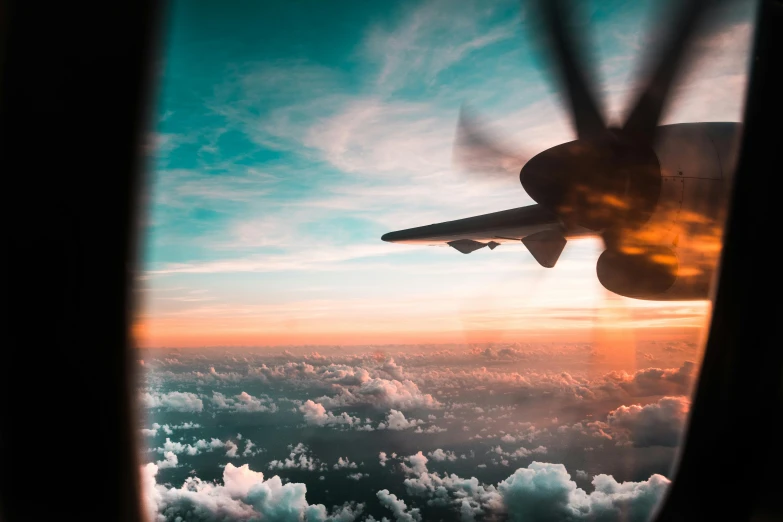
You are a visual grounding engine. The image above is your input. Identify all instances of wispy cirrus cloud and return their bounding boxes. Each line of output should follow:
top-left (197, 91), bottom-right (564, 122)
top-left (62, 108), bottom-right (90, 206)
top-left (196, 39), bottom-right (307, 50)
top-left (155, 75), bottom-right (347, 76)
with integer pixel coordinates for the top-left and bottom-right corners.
top-left (147, 243), bottom-right (411, 274)
top-left (365, 0), bottom-right (521, 93)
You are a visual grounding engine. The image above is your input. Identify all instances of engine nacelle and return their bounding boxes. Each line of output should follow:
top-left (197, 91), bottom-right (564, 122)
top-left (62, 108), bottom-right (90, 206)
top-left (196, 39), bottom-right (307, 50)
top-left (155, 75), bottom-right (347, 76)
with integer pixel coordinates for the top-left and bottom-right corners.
top-left (596, 246), bottom-right (678, 299)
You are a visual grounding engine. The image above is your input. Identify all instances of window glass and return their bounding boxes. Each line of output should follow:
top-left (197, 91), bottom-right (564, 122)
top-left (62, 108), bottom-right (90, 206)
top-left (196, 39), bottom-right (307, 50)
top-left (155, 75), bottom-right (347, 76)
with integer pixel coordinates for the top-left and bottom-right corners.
top-left (135, 1), bottom-right (756, 520)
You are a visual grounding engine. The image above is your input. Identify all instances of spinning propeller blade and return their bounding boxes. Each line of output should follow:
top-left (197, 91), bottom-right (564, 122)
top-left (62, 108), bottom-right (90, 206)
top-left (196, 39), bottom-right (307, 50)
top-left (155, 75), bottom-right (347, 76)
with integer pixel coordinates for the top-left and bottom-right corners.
top-left (533, 0), bottom-right (606, 139)
top-left (452, 104), bottom-right (529, 180)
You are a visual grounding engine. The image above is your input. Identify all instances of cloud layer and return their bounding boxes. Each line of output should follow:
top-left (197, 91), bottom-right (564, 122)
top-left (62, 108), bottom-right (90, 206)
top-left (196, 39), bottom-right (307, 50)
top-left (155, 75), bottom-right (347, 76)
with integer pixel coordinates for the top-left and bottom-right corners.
top-left (138, 344), bottom-right (701, 521)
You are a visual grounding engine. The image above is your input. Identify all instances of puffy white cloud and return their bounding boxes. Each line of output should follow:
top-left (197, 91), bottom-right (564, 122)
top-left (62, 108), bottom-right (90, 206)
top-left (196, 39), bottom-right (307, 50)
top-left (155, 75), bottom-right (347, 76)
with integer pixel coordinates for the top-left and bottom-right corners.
top-left (498, 463), bottom-right (670, 522)
top-left (318, 364), bottom-right (372, 385)
top-left (225, 441), bottom-right (239, 458)
top-left (250, 361), bottom-right (376, 387)
top-left (399, 452), bottom-right (670, 522)
top-left (414, 425), bottom-right (447, 434)
top-left (142, 391), bottom-right (203, 412)
top-left (142, 462), bottom-right (357, 521)
top-left (326, 502), bottom-right (365, 521)
top-left (497, 463), bottom-right (582, 520)
top-left (381, 358), bottom-right (406, 381)
top-left (402, 454), bottom-right (501, 520)
top-left (377, 489), bottom-right (422, 522)
top-left (379, 452), bottom-right (389, 467)
top-left (210, 391), bottom-right (233, 409)
top-left (333, 457), bottom-right (358, 470)
top-left (155, 437), bottom-right (203, 457)
top-left (607, 396), bottom-right (690, 447)
top-left (558, 420), bottom-right (616, 442)
top-left (317, 378), bottom-right (440, 411)
top-left (603, 363), bottom-right (696, 397)
top-left (401, 452), bottom-right (429, 476)
top-left (495, 446), bottom-right (548, 460)
top-left (242, 439), bottom-right (260, 457)
top-left (268, 443), bottom-right (322, 471)
top-left (378, 410), bottom-right (423, 431)
top-left (427, 449), bottom-right (457, 462)
top-left (300, 400), bottom-right (360, 427)
top-left (156, 451), bottom-right (178, 469)
top-left (211, 391), bottom-right (278, 413)
top-left (347, 473), bottom-right (368, 481)
top-left (151, 436), bottom-right (252, 460)
top-left (145, 422), bottom-right (200, 435)
top-left (250, 362), bottom-right (318, 382)
top-left (235, 391), bottom-right (277, 412)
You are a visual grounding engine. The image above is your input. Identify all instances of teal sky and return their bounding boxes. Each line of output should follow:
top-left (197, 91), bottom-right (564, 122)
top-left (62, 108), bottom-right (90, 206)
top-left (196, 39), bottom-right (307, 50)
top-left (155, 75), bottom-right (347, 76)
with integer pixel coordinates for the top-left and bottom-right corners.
top-left (137, 0), bottom-right (755, 347)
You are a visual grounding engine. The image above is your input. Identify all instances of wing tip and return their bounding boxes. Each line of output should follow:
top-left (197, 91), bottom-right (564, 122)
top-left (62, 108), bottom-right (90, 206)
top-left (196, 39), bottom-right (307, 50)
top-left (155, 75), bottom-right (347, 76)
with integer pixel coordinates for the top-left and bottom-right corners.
top-left (381, 231), bottom-right (399, 243)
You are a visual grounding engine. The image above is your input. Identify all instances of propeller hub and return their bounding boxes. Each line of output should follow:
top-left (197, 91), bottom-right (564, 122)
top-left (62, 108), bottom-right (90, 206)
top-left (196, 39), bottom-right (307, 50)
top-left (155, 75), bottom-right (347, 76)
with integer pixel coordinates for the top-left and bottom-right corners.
top-left (519, 132), bottom-right (661, 232)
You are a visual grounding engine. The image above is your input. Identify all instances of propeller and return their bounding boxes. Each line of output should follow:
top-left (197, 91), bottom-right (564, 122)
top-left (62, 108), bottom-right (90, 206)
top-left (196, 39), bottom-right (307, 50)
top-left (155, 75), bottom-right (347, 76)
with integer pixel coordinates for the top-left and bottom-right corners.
top-left (452, 105), bottom-right (529, 180)
top-left (452, 0), bottom-right (726, 253)
top-left (448, 1), bottom-right (725, 466)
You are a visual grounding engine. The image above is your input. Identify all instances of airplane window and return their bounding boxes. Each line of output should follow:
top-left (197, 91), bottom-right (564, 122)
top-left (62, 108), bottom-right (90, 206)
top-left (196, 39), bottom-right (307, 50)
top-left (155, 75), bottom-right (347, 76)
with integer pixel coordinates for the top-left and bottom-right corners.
top-left (134, 0), bottom-right (756, 520)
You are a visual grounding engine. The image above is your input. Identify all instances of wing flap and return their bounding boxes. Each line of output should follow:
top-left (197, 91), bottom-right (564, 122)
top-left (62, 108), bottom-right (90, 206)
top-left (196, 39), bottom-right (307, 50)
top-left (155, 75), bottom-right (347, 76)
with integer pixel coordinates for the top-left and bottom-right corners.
top-left (521, 229), bottom-right (567, 267)
top-left (447, 239), bottom-right (489, 254)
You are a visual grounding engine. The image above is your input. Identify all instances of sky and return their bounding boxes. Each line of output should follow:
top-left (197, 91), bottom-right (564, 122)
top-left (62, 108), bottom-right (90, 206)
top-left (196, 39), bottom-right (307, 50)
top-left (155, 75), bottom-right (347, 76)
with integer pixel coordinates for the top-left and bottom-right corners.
top-left (135, 0), bottom-right (756, 348)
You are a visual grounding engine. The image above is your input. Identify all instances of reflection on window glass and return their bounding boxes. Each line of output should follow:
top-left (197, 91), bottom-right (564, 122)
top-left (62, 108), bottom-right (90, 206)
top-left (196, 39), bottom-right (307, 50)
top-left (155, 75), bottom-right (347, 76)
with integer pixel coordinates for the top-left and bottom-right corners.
top-left (135, 0), bottom-right (756, 520)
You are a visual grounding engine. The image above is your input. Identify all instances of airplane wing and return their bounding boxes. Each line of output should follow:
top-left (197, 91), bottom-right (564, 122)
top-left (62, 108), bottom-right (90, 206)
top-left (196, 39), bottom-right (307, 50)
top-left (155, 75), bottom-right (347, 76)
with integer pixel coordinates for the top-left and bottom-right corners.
top-left (381, 204), bottom-right (592, 267)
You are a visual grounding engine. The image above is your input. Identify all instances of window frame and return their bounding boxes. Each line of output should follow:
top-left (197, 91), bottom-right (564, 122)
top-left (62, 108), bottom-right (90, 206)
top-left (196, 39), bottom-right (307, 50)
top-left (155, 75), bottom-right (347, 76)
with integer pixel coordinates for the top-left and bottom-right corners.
top-left (1, 1), bottom-right (781, 521)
